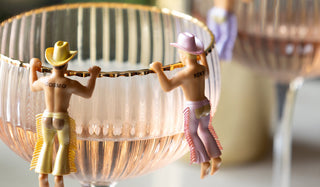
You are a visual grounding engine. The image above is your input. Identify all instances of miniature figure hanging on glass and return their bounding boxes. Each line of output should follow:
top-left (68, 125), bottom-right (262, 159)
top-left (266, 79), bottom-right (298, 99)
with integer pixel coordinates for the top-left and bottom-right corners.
top-left (29, 41), bottom-right (101, 187)
top-left (150, 32), bottom-right (222, 179)
top-left (207, 0), bottom-right (251, 61)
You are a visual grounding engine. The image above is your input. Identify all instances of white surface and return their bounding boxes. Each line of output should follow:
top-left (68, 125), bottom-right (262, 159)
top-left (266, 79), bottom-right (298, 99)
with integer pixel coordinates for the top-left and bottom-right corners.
top-left (1, 79), bottom-right (320, 187)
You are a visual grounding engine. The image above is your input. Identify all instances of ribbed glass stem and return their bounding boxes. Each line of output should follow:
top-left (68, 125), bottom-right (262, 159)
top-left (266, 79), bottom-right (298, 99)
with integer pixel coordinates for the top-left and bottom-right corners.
top-left (272, 78), bottom-right (303, 187)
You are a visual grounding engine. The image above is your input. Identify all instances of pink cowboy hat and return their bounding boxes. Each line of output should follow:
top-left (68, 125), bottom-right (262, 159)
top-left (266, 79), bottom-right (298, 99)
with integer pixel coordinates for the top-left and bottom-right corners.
top-left (170, 32), bottom-right (204, 55)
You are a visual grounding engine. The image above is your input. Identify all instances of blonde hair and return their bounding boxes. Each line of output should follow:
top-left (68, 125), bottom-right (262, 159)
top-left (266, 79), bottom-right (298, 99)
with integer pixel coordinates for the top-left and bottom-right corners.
top-left (179, 50), bottom-right (198, 60)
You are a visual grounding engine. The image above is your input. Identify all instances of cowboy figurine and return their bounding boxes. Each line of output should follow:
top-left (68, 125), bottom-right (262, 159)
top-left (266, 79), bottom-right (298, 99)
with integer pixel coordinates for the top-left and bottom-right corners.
top-left (150, 32), bottom-right (222, 179)
top-left (29, 41), bottom-right (101, 187)
top-left (207, 0), bottom-right (252, 61)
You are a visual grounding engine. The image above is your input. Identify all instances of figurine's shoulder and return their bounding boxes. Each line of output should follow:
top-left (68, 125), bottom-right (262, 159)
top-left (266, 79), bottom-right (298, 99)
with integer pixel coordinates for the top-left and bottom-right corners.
top-left (185, 64), bottom-right (205, 73)
top-left (55, 77), bottom-right (78, 89)
top-left (198, 64), bottom-right (207, 72)
top-left (65, 78), bottom-right (82, 88)
top-left (37, 76), bottom-right (50, 84)
top-left (182, 64), bottom-right (206, 79)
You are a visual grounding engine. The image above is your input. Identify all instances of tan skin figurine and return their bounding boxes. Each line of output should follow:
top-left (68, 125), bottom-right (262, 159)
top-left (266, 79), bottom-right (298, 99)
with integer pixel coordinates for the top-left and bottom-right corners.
top-left (150, 33), bottom-right (222, 179)
top-left (29, 41), bottom-right (101, 187)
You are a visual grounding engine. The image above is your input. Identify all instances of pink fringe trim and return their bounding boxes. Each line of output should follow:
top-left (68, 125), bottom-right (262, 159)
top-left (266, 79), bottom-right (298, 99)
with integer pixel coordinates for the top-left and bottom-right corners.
top-left (209, 113), bottom-right (223, 151)
top-left (183, 107), bottom-right (197, 164)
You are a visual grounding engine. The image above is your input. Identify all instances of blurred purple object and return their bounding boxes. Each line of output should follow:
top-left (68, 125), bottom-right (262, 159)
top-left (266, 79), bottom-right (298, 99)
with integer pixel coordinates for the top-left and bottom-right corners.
top-left (207, 7), bottom-right (237, 61)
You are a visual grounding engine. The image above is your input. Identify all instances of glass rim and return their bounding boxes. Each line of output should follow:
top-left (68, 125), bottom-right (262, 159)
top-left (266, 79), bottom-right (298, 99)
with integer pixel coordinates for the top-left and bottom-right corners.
top-left (0, 2), bottom-right (215, 78)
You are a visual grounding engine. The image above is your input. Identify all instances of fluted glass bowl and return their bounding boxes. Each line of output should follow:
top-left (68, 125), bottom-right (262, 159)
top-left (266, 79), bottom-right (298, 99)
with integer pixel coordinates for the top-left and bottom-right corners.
top-left (234, 0), bottom-right (320, 83)
top-left (0, 3), bottom-right (220, 187)
top-left (233, 1), bottom-right (320, 187)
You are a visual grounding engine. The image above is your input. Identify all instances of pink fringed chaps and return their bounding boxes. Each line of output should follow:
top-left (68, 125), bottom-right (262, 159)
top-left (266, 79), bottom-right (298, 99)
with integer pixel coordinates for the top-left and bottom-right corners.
top-left (183, 99), bottom-right (222, 164)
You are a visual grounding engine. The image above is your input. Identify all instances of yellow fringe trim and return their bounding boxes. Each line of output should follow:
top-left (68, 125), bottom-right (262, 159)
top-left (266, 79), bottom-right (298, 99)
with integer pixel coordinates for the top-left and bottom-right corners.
top-left (30, 113), bottom-right (77, 174)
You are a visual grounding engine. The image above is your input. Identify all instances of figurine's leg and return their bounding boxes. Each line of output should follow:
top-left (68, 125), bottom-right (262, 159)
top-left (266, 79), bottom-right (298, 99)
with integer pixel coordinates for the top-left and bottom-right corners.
top-left (36, 126), bottom-right (56, 174)
top-left (221, 15), bottom-right (237, 61)
top-left (52, 119), bottom-right (70, 176)
top-left (215, 21), bottom-right (230, 59)
top-left (39, 173), bottom-right (49, 187)
top-left (210, 157), bottom-right (222, 175)
top-left (200, 162), bottom-right (211, 179)
top-left (198, 115), bottom-right (221, 158)
top-left (210, 23), bottom-right (222, 42)
top-left (198, 115), bottom-right (222, 175)
top-left (54, 176), bottom-right (64, 187)
top-left (184, 108), bottom-right (210, 163)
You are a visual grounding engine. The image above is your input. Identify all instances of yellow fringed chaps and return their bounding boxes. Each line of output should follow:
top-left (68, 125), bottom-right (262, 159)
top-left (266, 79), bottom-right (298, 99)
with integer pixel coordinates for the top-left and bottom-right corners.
top-left (30, 113), bottom-right (77, 175)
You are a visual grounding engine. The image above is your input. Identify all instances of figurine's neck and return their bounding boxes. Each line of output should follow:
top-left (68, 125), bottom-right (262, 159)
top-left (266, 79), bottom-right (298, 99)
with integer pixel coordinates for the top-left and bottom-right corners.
top-left (52, 69), bottom-right (66, 77)
top-left (184, 58), bottom-right (198, 67)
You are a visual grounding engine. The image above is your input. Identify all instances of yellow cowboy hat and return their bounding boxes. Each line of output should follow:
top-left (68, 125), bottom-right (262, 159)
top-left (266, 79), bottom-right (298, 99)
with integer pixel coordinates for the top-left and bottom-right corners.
top-left (45, 41), bottom-right (77, 67)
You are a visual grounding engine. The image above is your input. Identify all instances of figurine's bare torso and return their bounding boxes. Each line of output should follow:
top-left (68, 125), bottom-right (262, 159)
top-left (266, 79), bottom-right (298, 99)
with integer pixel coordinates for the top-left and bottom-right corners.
top-left (214, 0), bottom-right (252, 11)
top-left (41, 76), bottom-right (73, 113)
top-left (214, 0), bottom-right (235, 11)
top-left (150, 51), bottom-right (209, 102)
top-left (178, 63), bottom-right (207, 102)
top-left (31, 64), bottom-right (99, 113)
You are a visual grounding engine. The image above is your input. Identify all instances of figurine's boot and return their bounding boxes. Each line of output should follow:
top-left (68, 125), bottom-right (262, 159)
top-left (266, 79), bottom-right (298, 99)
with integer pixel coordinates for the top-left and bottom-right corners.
top-left (200, 161), bottom-right (211, 179)
top-left (210, 157), bottom-right (222, 175)
top-left (39, 174), bottom-right (49, 187)
top-left (54, 176), bottom-right (64, 187)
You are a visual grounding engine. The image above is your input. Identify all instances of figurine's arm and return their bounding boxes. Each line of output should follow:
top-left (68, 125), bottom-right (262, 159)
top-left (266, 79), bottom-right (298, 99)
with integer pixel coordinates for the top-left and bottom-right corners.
top-left (150, 62), bottom-right (185, 92)
top-left (199, 53), bottom-right (209, 78)
top-left (70, 66), bottom-right (101, 98)
top-left (29, 58), bottom-right (44, 92)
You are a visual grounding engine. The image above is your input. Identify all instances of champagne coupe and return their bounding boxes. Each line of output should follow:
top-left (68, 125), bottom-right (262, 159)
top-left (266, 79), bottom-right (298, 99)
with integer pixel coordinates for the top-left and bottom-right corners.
top-left (0, 3), bottom-right (221, 187)
top-left (233, 0), bottom-right (320, 187)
